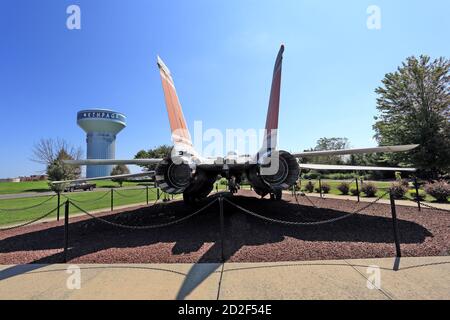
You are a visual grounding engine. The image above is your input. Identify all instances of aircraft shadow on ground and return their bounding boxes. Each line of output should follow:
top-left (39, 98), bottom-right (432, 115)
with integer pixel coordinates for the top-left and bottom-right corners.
top-left (0, 195), bottom-right (432, 265)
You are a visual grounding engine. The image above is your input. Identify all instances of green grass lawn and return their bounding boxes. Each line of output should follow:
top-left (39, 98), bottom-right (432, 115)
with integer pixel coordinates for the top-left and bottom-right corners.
top-left (0, 187), bottom-right (165, 226)
top-left (0, 180), bottom-right (142, 195)
top-left (0, 181), bottom-right (50, 195)
top-left (217, 180), bottom-right (443, 202)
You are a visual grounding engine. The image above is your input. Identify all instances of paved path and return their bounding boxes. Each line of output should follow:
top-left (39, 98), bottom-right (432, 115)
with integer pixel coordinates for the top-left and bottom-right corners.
top-left (0, 186), bottom-right (150, 200)
top-left (0, 191), bottom-right (57, 200)
top-left (1, 256), bottom-right (449, 299)
top-left (289, 191), bottom-right (450, 211)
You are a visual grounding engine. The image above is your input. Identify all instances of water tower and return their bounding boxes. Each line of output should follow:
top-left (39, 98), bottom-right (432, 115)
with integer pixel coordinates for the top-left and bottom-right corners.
top-left (77, 109), bottom-right (126, 178)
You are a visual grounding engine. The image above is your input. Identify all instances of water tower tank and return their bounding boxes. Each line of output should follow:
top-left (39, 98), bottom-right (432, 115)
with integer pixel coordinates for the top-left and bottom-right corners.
top-left (77, 109), bottom-right (126, 178)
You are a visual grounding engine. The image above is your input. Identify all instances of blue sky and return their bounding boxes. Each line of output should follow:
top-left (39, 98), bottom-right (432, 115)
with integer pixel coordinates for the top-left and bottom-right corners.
top-left (0, 0), bottom-right (449, 177)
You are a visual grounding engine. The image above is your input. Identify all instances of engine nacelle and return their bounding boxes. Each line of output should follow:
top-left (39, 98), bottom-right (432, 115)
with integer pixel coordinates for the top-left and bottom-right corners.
top-left (247, 150), bottom-right (299, 195)
top-left (155, 158), bottom-right (194, 194)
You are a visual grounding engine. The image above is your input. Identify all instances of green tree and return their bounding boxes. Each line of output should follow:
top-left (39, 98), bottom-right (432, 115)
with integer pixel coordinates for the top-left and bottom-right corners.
top-left (134, 145), bottom-right (172, 171)
top-left (373, 55), bottom-right (450, 178)
top-left (308, 137), bottom-right (350, 165)
top-left (46, 149), bottom-right (81, 192)
top-left (111, 164), bottom-right (130, 187)
top-left (31, 138), bottom-right (82, 192)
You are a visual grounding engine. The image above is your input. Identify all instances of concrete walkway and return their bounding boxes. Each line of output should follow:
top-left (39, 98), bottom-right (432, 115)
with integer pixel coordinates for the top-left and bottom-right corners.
top-left (1, 256), bottom-right (449, 299)
top-left (0, 186), bottom-right (152, 200)
top-left (293, 192), bottom-right (450, 211)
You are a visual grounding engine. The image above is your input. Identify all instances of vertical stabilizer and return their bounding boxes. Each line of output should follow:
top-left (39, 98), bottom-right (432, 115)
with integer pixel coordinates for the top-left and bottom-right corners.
top-left (157, 56), bottom-right (193, 149)
top-left (262, 44), bottom-right (284, 152)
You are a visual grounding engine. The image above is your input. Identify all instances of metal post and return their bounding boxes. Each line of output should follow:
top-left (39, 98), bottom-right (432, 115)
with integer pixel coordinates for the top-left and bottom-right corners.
top-left (219, 197), bottom-right (225, 262)
top-left (389, 192), bottom-right (402, 258)
top-left (157, 188), bottom-right (160, 200)
top-left (57, 192), bottom-right (61, 221)
top-left (64, 200), bottom-right (69, 263)
top-left (146, 186), bottom-right (149, 205)
top-left (216, 183), bottom-right (219, 193)
top-left (110, 189), bottom-right (114, 211)
top-left (318, 178), bottom-right (323, 198)
top-left (355, 178), bottom-right (360, 202)
top-left (414, 177), bottom-right (421, 211)
top-left (292, 185), bottom-right (295, 196)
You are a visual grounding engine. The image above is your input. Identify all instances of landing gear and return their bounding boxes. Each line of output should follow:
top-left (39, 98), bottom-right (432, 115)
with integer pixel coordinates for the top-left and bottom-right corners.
top-left (182, 183), bottom-right (214, 206)
top-left (183, 192), bottom-right (197, 206)
top-left (270, 190), bottom-right (282, 201)
top-left (227, 176), bottom-right (240, 195)
top-left (275, 190), bottom-right (282, 201)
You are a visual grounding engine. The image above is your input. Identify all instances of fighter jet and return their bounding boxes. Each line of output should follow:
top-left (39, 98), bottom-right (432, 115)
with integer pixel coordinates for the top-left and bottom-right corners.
top-left (57, 45), bottom-right (418, 204)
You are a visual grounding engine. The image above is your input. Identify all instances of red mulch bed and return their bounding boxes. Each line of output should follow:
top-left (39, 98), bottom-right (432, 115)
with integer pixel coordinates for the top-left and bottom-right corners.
top-left (0, 190), bottom-right (449, 264)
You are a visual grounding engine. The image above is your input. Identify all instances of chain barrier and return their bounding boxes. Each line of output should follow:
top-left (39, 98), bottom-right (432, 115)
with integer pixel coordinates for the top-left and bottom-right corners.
top-left (0, 204), bottom-right (64, 231)
top-left (61, 191), bottom-right (110, 204)
top-left (290, 192), bottom-right (320, 221)
top-left (148, 187), bottom-right (172, 200)
top-left (300, 193), bottom-right (320, 209)
top-left (69, 198), bottom-right (217, 230)
top-left (418, 201), bottom-right (450, 213)
top-left (351, 190), bottom-right (390, 214)
top-left (225, 190), bottom-right (390, 226)
top-left (0, 194), bottom-right (56, 212)
top-left (113, 188), bottom-right (147, 198)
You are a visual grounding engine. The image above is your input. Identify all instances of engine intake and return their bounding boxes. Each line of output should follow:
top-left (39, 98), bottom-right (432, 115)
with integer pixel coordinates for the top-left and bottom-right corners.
top-left (248, 150), bottom-right (299, 194)
top-left (155, 158), bottom-right (194, 194)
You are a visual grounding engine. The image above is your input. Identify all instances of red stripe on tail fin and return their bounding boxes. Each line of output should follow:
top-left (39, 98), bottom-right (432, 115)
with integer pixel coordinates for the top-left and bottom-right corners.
top-left (263, 44), bottom-right (284, 150)
top-left (157, 56), bottom-right (193, 147)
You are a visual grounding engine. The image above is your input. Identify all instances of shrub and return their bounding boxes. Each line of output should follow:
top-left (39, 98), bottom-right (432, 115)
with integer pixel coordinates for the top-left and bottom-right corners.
top-left (361, 182), bottom-right (378, 197)
top-left (389, 182), bottom-right (408, 199)
top-left (321, 183), bottom-right (331, 194)
top-left (424, 181), bottom-right (450, 202)
top-left (337, 182), bottom-right (350, 195)
top-left (350, 188), bottom-right (360, 196)
top-left (315, 183), bottom-right (330, 193)
top-left (304, 181), bottom-right (314, 193)
top-left (400, 179), bottom-right (410, 187)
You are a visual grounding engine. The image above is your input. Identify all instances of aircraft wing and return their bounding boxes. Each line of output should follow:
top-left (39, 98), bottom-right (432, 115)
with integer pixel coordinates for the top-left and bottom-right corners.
top-left (51, 171), bottom-right (155, 185)
top-left (63, 159), bottom-right (162, 166)
top-left (299, 163), bottom-right (416, 172)
top-left (293, 144), bottom-right (419, 158)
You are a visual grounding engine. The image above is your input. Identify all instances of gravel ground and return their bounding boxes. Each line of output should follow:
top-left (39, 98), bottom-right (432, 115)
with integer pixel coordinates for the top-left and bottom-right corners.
top-left (0, 190), bottom-right (449, 264)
